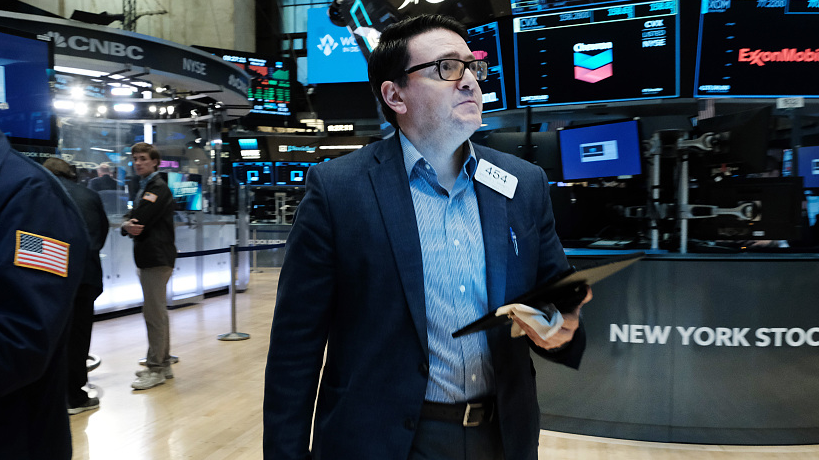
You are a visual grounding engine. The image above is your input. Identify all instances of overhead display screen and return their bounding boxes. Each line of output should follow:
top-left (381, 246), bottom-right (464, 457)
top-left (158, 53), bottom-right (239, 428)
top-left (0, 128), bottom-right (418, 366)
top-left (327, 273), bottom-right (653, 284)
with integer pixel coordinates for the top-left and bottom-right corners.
top-left (0, 27), bottom-right (55, 146)
top-left (511, 0), bottom-right (633, 16)
top-left (513, 0), bottom-right (679, 108)
top-left (694, 1), bottom-right (819, 98)
top-left (467, 22), bottom-right (507, 113)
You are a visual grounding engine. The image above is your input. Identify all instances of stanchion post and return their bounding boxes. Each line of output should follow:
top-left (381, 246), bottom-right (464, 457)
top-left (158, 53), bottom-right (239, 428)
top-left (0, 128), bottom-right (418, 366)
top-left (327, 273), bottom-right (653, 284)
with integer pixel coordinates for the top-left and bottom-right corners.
top-left (218, 244), bottom-right (250, 341)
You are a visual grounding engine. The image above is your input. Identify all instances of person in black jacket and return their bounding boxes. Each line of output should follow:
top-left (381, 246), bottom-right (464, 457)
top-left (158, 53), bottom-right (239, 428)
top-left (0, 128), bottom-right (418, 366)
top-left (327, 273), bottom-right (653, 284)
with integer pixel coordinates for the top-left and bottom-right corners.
top-left (121, 142), bottom-right (177, 390)
top-left (42, 158), bottom-right (109, 414)
top-left (0, 130), bottom-right (89, 459)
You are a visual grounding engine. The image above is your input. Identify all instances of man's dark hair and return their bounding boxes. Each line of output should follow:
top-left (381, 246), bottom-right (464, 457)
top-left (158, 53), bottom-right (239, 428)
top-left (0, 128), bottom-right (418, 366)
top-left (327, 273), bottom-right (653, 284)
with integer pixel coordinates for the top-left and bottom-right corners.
top-left (368, 14), bottom-right (468, 129)
top-left (131, 142), bottom-right (161, 172)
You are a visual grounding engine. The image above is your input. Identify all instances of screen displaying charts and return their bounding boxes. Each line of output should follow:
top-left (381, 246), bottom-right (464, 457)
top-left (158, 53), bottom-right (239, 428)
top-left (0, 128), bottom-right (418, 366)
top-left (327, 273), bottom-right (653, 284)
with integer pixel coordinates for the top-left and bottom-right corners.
top-left (513, 0), bottom-right (679, 108)
top-left (467, 21), bottom-right (507, 113)
top-left (695, 1), bottom-right (819, 98)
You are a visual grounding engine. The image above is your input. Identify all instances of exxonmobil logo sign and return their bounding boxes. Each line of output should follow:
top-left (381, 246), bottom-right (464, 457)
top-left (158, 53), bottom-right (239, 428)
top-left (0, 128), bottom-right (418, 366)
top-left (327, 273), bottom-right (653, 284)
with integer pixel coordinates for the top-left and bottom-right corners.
top-left (738, 48), bottom-right (819, 66)
top-left (46, 31), bottom-right (144, 60)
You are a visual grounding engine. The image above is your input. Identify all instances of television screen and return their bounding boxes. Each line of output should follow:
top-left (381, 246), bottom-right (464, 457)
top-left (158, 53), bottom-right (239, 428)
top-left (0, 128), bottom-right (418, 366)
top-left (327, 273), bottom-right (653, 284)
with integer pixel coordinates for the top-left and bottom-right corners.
top-left (796, 146), bottom-right (819, 190)
top-left (687, 177), bottom-right (804, 241)
top-left (233, 161), bottom-right (275, 186)
top-left (486, 131), bottom-right (561, 180)
top-left (557, 119), bottom-right (642, 181)
top-left (695, 1), bottom-right (819, 98)
top-left (467, 21), bottom-right (507, 113)
top-left (307, 7), bottom-right (368, 84)
top-left (196, 46), bottom-right (292, 118)
top-left (0, 26), bottom-right (55, 146)
top-left (693, 106), bottom-right (771, 174)
top-left (275, 161), bottom-right (317, 187)
top-left (167, 172), bottom-right (203, 211)
top-left (513, 0), bottom-right (679, 108)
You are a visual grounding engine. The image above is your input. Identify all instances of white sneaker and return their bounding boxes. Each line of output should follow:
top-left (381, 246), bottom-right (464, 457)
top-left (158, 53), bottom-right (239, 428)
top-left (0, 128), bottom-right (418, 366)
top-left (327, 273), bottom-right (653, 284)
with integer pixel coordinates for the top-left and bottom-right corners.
top-left (131, 371), bottom-right (166, 390)
top-left (136, 367), bottom-right (174, 379)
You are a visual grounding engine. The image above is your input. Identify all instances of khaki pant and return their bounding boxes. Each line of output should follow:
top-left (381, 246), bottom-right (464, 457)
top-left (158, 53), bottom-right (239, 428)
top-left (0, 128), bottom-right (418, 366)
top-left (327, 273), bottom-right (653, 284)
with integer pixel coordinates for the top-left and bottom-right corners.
top-left (138, 266), bottom-right (174, 371)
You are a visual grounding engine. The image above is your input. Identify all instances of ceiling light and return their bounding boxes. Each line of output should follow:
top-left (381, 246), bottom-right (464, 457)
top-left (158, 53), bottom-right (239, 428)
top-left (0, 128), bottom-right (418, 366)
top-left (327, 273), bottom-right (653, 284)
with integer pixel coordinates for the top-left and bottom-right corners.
top-left (113, 103), bottom-right (135, 112)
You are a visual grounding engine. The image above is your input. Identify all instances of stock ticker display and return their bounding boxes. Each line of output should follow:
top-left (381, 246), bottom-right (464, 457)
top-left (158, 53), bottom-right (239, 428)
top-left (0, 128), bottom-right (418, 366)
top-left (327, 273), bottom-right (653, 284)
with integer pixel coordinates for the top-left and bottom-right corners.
top-left (695, 0), bottom-right (819, 98)
top-left (467, 21), bottom-right (508, 113)
top-left (513, 0), bottom-right (679, 107)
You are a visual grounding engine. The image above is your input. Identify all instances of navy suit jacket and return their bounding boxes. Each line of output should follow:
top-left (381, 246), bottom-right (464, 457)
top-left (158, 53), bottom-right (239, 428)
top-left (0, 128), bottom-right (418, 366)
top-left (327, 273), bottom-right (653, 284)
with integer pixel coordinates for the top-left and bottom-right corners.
top-left (264, 136), bottom-right (585, 460)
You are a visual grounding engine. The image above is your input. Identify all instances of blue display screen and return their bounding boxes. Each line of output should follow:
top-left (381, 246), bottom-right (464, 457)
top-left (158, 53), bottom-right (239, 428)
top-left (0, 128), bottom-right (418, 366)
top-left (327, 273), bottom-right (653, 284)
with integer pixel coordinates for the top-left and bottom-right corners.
top-left (167, 172), bottom-right (203, 211)
top-left (306, 7), bottom-right (368, 84)
top-left (0, 28), bottom-right (54, 145)
top-left (275, 161), bottom-right (317, 187)
top-left (233, 161), bottom-right (275, 186)
top-left (797, 146), bottom-right (819, 189)
top-left (558, 119), bottom-right (642, 181)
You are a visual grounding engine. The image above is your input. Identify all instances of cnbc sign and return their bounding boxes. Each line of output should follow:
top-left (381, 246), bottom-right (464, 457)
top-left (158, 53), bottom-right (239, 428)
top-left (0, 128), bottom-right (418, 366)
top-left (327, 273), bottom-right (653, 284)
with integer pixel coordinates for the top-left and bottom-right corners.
top-left (307, 8), bottom-right (368, 84)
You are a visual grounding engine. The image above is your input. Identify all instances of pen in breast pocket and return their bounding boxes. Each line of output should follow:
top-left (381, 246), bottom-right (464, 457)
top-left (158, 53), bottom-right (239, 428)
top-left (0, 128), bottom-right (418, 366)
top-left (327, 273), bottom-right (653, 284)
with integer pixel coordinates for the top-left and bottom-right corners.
top-left (510, 227), bottom-right (518, 256)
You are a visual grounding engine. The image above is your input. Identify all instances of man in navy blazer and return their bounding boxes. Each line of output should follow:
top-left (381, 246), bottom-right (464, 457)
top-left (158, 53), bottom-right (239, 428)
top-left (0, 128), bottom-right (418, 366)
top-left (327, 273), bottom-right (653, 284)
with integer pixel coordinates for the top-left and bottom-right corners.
top-left (264, 14), bottom-right (591, 460)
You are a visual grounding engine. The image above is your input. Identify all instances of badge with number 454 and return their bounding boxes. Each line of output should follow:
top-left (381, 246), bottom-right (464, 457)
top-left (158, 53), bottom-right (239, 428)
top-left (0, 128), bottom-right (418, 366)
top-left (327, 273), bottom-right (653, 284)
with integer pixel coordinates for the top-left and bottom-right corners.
top-left (475, 159), bottom-right (518, 199)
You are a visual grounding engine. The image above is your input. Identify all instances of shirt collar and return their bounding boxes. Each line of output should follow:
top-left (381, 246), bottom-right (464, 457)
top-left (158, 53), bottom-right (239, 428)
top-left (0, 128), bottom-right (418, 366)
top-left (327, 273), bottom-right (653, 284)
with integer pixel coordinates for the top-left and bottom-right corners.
top-left (139, 171), bottom-right (159, 189)
top-left (399, 131), bottom-right (477, 179)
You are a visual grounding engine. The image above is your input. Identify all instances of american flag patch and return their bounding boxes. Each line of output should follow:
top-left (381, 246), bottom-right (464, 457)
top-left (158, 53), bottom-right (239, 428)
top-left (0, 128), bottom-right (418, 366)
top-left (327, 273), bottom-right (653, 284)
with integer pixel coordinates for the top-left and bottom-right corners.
top-left (14, 231), bottom-right (70, 277)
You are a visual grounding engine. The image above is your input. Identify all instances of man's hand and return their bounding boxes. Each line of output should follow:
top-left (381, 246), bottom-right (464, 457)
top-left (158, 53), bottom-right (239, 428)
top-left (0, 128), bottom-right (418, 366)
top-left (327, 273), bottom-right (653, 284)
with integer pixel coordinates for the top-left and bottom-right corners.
top-left (513, 285), bottom-right (592, 350)
top-left (122, 218), bottom-right (144, 236)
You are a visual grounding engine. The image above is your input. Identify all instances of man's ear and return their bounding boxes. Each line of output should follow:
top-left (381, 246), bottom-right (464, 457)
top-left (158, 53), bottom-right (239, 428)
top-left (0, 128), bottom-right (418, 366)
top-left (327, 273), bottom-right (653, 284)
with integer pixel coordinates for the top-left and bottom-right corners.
top-left (381, 81), bottom-right (407, 115)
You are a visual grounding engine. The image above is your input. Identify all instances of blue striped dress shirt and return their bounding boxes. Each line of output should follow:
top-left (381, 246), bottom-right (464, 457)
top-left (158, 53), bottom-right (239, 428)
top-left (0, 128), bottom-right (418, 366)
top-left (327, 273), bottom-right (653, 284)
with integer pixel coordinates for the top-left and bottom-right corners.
top-left (399, 132), bottom-right (495, 403)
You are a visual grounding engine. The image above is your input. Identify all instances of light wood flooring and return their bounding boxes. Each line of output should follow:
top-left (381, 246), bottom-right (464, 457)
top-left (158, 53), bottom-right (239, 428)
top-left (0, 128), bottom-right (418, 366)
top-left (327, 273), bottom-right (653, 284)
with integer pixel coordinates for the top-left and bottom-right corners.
top-left (70, 269), bottom-right (819, 459)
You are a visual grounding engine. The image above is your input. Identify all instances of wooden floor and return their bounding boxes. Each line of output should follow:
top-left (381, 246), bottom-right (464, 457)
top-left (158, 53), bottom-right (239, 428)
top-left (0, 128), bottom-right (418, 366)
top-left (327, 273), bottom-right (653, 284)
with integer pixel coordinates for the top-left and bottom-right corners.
top-left (71, 269), bottom-right (819, 459)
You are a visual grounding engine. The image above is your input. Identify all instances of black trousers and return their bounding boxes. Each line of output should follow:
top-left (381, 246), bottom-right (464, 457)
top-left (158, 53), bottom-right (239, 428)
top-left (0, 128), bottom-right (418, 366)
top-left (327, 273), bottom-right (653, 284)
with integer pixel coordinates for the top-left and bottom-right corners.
top-left (66, 283), bottom-right (101, 407)
top-left (408, 416), bottom-right (505, 460)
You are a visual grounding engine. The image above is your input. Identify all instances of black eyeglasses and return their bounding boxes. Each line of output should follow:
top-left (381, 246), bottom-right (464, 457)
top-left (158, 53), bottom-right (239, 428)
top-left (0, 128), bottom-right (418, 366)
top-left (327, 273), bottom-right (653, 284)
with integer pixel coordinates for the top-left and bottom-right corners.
top-left (404, 58), bottom-right (488, 81)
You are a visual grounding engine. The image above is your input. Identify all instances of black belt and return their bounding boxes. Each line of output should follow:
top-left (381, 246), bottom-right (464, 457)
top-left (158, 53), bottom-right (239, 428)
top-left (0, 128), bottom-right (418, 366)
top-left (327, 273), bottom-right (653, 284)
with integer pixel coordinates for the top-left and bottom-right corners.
top-left (420, 398), bottom-right (495, 427)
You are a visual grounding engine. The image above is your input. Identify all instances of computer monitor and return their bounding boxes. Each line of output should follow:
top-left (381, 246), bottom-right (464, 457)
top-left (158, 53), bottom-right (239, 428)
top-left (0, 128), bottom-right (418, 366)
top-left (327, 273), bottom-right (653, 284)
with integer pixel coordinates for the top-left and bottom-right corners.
top-left (795, 145), bottom-right (819, 190)
top-left (513, 0), bottom-right (680, 108)
top-left (486, 131), bottom-right (561, 181)
top-left (694, 106), bottom-right (772, 174)
top-left (557, 119), bottom-right (643, 181)
top-left (167, 172), bottom-right (203, 211)
top-left (466, 21), bottom-right (507, 113)
top-left (687, 177), bottom-right (804, 241)
top-left (275, 161), bottom-right (317, 187)
top-left (233, 161), bottom-right (275, 186)
top-left (694, 1), bottom-right (819, 98)
top-left (0, 26), bottom-right (56, 147)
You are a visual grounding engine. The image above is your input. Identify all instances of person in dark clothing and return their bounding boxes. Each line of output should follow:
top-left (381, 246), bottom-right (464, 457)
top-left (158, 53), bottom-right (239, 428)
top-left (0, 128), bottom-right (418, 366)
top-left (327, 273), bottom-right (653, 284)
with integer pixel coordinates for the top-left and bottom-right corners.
top-left (0, 130), bottom-right (89, 459)
top-left (121, 142), bottom-right (177, 390)
top-left (42, 157), bottom-right (109, 414)
top-left (88, 163), bottom-right (119, 191)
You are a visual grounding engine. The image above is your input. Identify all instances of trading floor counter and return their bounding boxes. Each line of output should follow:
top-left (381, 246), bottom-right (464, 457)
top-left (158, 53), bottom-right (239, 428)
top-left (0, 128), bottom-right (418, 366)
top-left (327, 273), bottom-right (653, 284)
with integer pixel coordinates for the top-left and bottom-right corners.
top-left (536, 251), bottom-right (819, 445)
top-left (94, 213), bottom-right (235, 315)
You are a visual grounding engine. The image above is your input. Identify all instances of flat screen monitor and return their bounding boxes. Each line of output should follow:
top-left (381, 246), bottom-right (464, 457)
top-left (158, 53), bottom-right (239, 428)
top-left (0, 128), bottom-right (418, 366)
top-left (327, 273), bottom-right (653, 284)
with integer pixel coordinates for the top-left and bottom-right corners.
top-left (306, 7), bottom-right (368, 84)
top-left (486, 131), bottom-right (561, 181)
top-left (557, 119), bottom-right (642, 181)
top-left (467, 21), bottom-right (507, 113)
top-left (167, 172), bottom-right (203, 211)
top-left (796, 146), bottom-right (819, 190)
top-left (0, 26), bottom-right (56, 146)
top-left (511, 0), bottom-right (630, 16)
top-left (687, 177), bottom-right (804, 241)
top-left (695, 1), bottom-right (819, 98)
top-left (275, 161), bottom-right (317, 187)
top-left (196, 46), bottom-right (292, 118)
top-left (513, 0), bottom-right (679, 108)
top-left (693, 106), bottom-right (771, 173)
top-left (233, 161), bottom-right (275, 186)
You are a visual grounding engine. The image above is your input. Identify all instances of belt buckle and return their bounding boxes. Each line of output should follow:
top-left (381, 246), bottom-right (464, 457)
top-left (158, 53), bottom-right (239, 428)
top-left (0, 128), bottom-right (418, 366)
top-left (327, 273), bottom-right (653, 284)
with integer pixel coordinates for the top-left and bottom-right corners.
top-left (462, 402), bottom-right (483, 427)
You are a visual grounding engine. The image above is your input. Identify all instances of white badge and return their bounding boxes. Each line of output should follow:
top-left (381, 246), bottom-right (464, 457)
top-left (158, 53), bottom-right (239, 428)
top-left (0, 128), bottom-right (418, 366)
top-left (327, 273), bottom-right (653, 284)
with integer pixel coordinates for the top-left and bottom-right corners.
top-left (475, 159), bottom-right (518, 199)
